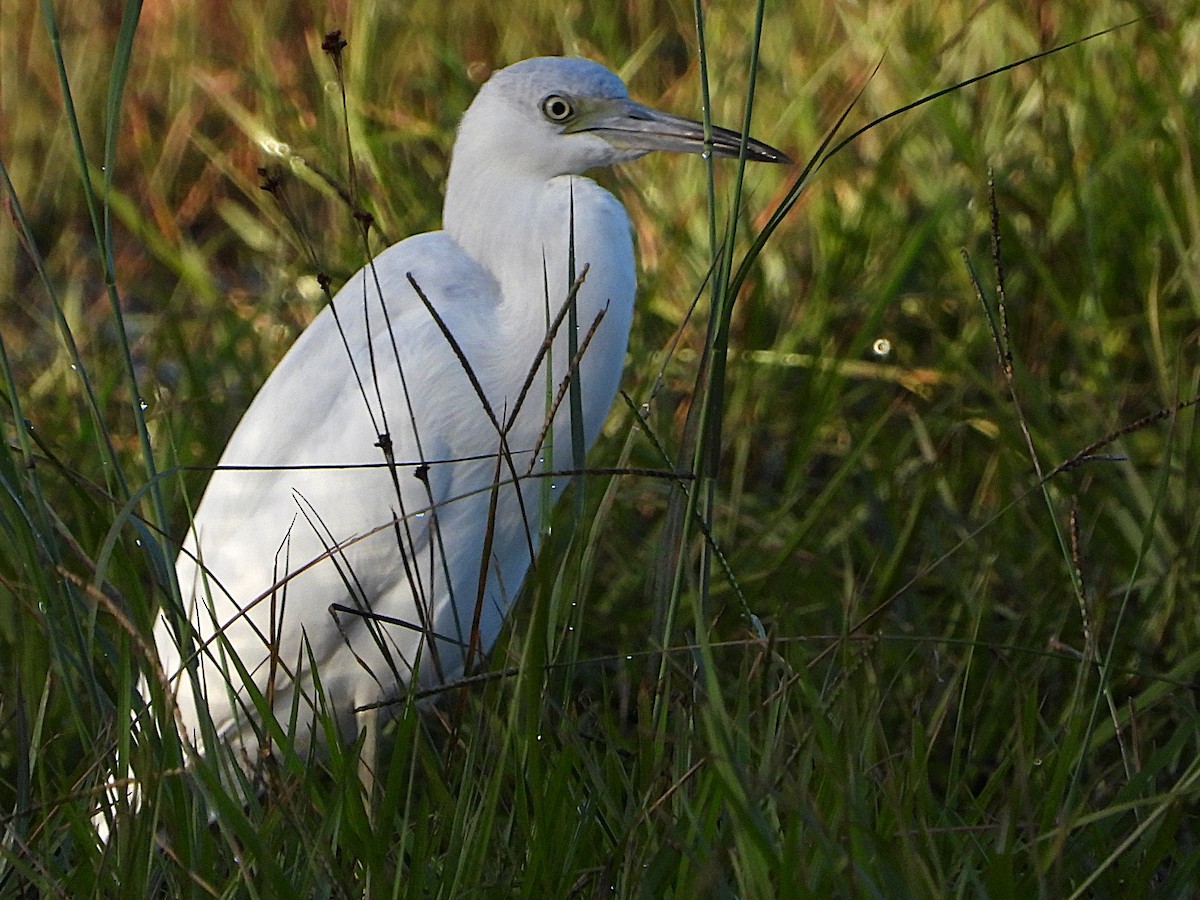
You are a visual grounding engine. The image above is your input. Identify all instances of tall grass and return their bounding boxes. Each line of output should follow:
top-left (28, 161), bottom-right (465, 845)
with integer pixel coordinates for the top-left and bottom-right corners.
top-left (3, 0), bottom-right (1199, 895)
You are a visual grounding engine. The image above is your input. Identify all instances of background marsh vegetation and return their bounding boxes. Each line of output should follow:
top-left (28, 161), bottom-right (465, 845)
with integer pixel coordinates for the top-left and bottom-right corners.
top-left (2, 0), bottom-right (1198, 895)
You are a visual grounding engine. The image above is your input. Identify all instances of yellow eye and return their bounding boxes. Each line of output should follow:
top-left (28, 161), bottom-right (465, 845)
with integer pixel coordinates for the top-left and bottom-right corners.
top-left (540, 94), bottom-right (574, 123)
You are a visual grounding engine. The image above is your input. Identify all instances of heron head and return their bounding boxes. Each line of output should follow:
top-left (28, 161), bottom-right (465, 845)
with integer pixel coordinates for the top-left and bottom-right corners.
top-left (454, 56), bottom-right (790, 180)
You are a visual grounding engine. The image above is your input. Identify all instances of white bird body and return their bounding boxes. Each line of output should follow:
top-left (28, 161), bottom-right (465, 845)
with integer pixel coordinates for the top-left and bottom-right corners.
top-left (142, 56), bottom-right (786, 772)
top-left (165, 179), bottom-right (634, 755)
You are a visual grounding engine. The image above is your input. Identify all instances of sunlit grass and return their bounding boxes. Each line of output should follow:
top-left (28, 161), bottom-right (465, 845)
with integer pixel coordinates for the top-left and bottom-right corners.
top-left (2, 0), bottom-right (1199, 895)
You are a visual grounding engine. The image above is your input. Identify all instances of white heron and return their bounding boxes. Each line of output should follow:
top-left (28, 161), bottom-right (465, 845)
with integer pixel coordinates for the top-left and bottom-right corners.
top-left (148, 56), bottom-right (787, 785)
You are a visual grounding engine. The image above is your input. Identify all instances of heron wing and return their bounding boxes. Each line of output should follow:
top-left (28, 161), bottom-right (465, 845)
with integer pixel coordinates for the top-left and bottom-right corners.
top-left (161, 231), bottom-right (503, 741)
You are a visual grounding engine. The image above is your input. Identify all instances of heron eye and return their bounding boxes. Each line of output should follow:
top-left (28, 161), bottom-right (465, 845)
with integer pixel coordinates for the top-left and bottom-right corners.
top-left (540, 94), bottom-right (574, 123)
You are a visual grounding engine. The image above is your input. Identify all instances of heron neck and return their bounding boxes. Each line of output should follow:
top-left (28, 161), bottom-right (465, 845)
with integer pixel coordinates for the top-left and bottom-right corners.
top-left (442, 162), bottom-right (546, 275)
